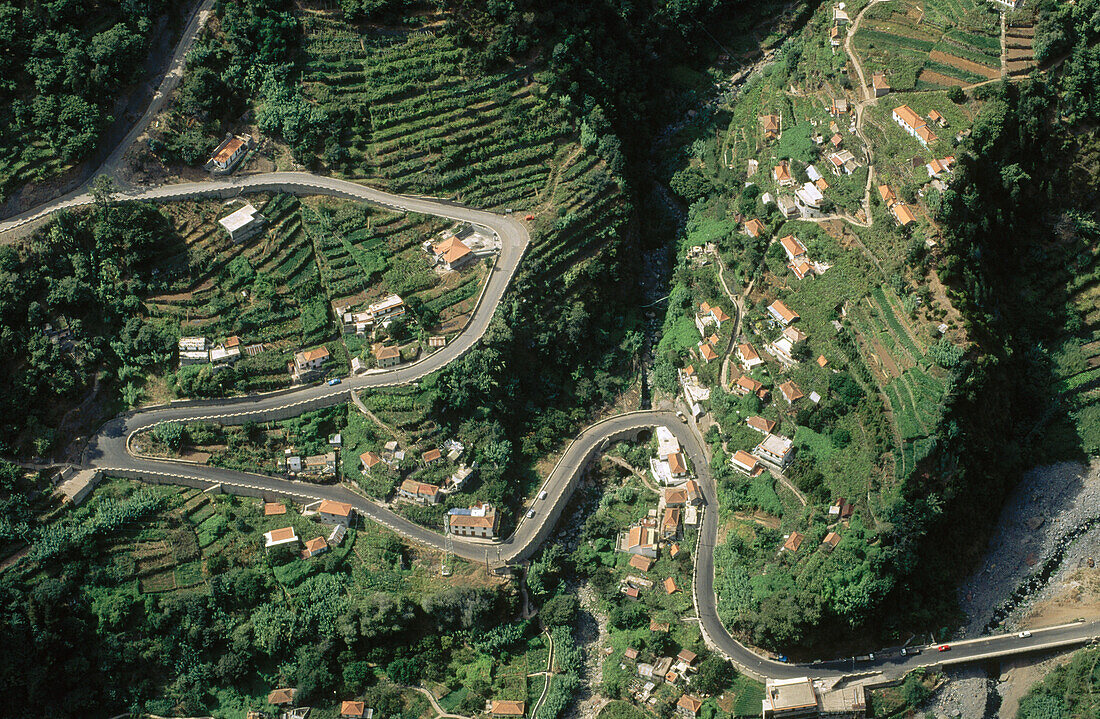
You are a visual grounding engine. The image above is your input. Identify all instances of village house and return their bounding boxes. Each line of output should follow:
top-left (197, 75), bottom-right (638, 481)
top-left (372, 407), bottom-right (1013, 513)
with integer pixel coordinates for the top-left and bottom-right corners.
top-left (360, 451), bottom-right (382, 474)
top-left (340, 701), bottom-right (371, 718)
top-left (317, 499), bottom-right (354, 526)
top-left (264, 502), bottom-right (286, 516)
top-left (872, 73), bottom-right (891, 97)
top-left (773, 161), bottom-right (795, 187)
top-left (768, 300), bottom-right (800, 325)
top-left (768, 325), bottom-right (809, 365)
top-left (731, 450), bottom-right (761, 476)
top-left (822, 531), bottom-right (841, 551)
top-left (620, 524), bottom-right (658, 558)
top-left (777, 194), bottom-right (800, 218)
top-left (830, 497), bottom-right (855, 520)
top-left (755, 433), bottom-right (795, 467)
top-left (780, 235), bottom-right (808, 264)
top-left (830, 133), bottom-right (843, 149)
top-left (760, 114), bottom-right (781, 140)
top-left (218, 203), bottom-right (266, 244)
top-left (746, 416), bottom-right (776, 435)
top-left (422, 448), bottom-right (443, 465)
top-left (779, 380), bottom-right (804, 404)
top-left (368, 294), bottom-right (406, 322)
top-left (661, 507), bottom-right (682, 539)
top-left (268, 688), bottom-right (297, 706)
top-left (664, 577), bottom-right (680, 594)
top-left (447, 503), bottom-right (498, 538)
top-left (329, 523), bottom-right (347, 545)
top-left (178, 336), bottom-right (209, 366)
top-left (926, 156), bottom-right (955, 179)
top-left (891, 202), bottom-right (916, 227)
top-left (630, 555), bottom-right (654, 573)
top-left (831, 98), bottom-right (849, 116)
top-left (818, 355), bottom-right (829, 368)
top-left (892, 105), bottom-right (937, 147)
top-left (206, 134), bottom-right (251, 173)
top-left (833, 4), bottom-right (849, 24)
top-left (448, 465), bottom-right (475, 492)
top-left (429, 335), bottom-right (447, 348)
top-left (737, 343), bottom-right (764, 370)
top-left (302, 452), bottom-right (336, 478)
top-left (374, 345), bottom-right (402, 368)
top-left (292, 346), bottom-right (329, 381)
top-left (677, 695), bottom-right (703, 719)
top-left (795, 182), bottom-right (825, 216)
top-left (763, 677), bottom-right (866, 719)
top-left (398, 479), bottom-right (441, 504)
top-left (489, 701), bottom-right (526, 717)
top-left (622, 586), bottom-right (640, 600)
top-left (698, 342), bottom-right (718, 363)
top-left (827, 150), bottom-right (859, 176)
top-left (929, 109), bottom-right (948, 127)
top-left (664, 486), bottom-right (689, 507)
top-left (429, 236), bottom-right (476, 271)
top-left (302, 536), bottom-right (329, 559)
top-left (829, 25), bottom-right (841, 47)
top-left (264, 527), bottom-right (299, 549)
top-left (744, 218), bottom-right (766, 238)
top-left (782, 532), bottom-right (804, 552)
top-left (747, 159), bottom-right (759, 177)
top-left (733, 374), bottom-right (768, 400)
top-left (790, 259), bottom-right (814, 281)
top-left (698, 301), bottom-right (731, 329)
top-left (209, 337), bottom-right (242, 365)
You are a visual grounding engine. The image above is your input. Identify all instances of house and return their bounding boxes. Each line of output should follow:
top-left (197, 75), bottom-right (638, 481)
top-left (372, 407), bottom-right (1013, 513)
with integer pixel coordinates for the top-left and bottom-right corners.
top-left (782, 532), bottom-right (804, 552)
top-left (806, 165), bottom-right (823, 183)
top-left (448, 465), bottom-right (475, 491)
top-left (755, 433), bottom-right (795, 467)
top-left (360, 451), bottom-right (382, 473)
top-left (833, 5), bottom-right (849, 24)
top-left (657, 426), bottom-right (681, 460)
top-left (664, 486), bottom-right (689, 507)
top-left (422, 448), bottom-right (443, 465)
top-left (817, 355), bottom-right (829, 368)
top-left (779, 235), bottom-right (808, 263)
top-left (268, 688), bottom-right (297, 706)
top-left (684, 479), bottom-right (703, 505)
top-left (892, 202), bottom-right (916, 227)
top-left (178, 336), bottom-right (209, 366)
top-left (490, 701), bottom-right (526, 717)
top-left (264, 502), bottom-right (286, 516)
top-left (747, 159), bottom-right (759, 177)
top-left (431, 236), bottom-right (476, 271)
top-left (990, 0), bottom-right (1022, 8)
top-left (760, 114), bottom-right (781, 140)
top-left (773, 162), bottom-right (794, 187)
top-left (341, 701), bottom-right (369, 718)
top-left (677, 695), bottom-right (703, 718)
top-left (625, 647), bottom-right (640, 660)
top-left (218, 204), bottom-right (266, 244)
top-left (827, 150), bottom-right (859, 176)
top-left (367, 294), bottom-right (406, 322)
top-left (318, 499), bottom-right (354, 526)
top-left (399, 479), bottom-right (441, 504)
top-left (285, 453), bottom-right (302, 473)
top-left (303, 536), bottom-right (329, 558)
top-left (747, 416), bottom-right (776, 434)
top-left (779, 380), bottom-right (804, 404)
top-left (830, 133), bottom-right (843, 148)
top-left (207, 134), bottom-right (251, 173)
top-left (734, 374), bottom-right (764, 397)
top-left (661, 507), bottom-right (682, 539)
top-left (929, 109), bottom-right (948, 127)
top-left (294, 346), bottom-right (329, 373)
top-left (303, 452), bottom-right (336, 477)
top-left (374, 345), bottom-right (402, 368)
top-left (829, 25), bottom-right (841, 46)
top-left (630, 554), bottom-right (654, 572)
top-left (768, 300), bottom-right (799, 325)
top-left (264, 527), bottom-right (299, 549)
top-left (699, 301), bottom-right (731, 328)
top-left (872, 73), bottom-right (891, 97)
top-left (664, 577), bottom-right (680, 594)
top-left (448, 503), bottom-right (498, 538)
top-left (678, 649), bottom-right (698, 666)
top-left (892, 105), bottom-right (937, 147)
top-left (744, 218), bottom-right (766, 238)
top-left (621, 525), bottom-right (658, 558)
top-left (831, 98), bottom-right (850, 116)
top-left (731, 450), bottom-right (761, 475)
top-left (650, 620), bottom-right (671, 632)
top-left (795, 182), bottom-right (825, 213)
top-left (822, 531), bottom-right (841, 551)
top-left (790, 260), bottom-right (814, 281)
top-left (698, 343), bottom-right (718, 363)
top-left (762, 678), bottom-right (817, 719)
top-left (623, 586), bottom-right (640, 599)
top-left (429, 335), bottom-right (447, 348)
top-left (776, 194), bottom-right (800, 218)
top-left (878, 183), bottom-right (898, 208)
top-left (329, 523), bottom-right (347, 546)
top-left (830, 497), bottom-right (855, 519)
top-left (926, 156), bottom-right (955, 179)
top-left (668, 452), bottom-right (688, 479)
top-left (761, 192), bottom-right (775, 206)
top-left (737, 343), bottom-right (764, 369)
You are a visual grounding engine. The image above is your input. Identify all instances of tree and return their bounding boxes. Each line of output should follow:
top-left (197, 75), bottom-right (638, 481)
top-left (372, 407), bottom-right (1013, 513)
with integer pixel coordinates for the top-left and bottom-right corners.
top-left (387, 656), bottom-right (421, 685)
top-left (540, 594), bottom-right (578, 626)
top-left (692, 654), bottom-right (734, 696)
top-left (947, 86), bottom-right (966, 104)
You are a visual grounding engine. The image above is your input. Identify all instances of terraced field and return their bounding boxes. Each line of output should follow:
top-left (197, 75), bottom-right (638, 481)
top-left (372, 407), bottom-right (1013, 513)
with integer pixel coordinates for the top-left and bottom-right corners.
top-left (1005, 23), bottom-right (1037, 77)
top-left (852, 0), bottom-right (1001, 90)
top-left (301, 16), bottom-right (574, 211)
top-left (0, 139), bottom-right (73, 204)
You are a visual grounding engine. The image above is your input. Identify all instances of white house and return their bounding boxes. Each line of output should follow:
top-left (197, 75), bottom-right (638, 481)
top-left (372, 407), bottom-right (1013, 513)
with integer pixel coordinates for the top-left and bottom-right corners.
top-left (795, 182), bottom-right (824, 211)
top-left (374, 345), bottom-right (401, 368)
top-left (447, 503), bottom-right (498, 538)
top-left (430, 237), bottom-right (476, 271)
top-left (218, 204), bottom-right (266, 244)
top-left (777, 195), bottom-right (799, 218)
top-left (754, 433), bottom-right (795, 467)
top-left (737, 343), bottom-right (764, 369)
top-left (892, 105), bottom-right (938, 147)
top-left (294, 346), bottom-right (329, 372)
top-left (767, 300), bottom-right (799, 325)
top-left (264, 527), bottom-right (299, 549)
top-left (368, 294), bottom-right (406, 322)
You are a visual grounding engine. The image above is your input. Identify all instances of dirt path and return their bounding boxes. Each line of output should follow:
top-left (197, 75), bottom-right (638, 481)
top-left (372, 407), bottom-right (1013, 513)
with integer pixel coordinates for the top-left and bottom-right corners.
top-left (414, 686), bottom-right (473, 719)
top-left (530, 629), bottom-right (557, 717)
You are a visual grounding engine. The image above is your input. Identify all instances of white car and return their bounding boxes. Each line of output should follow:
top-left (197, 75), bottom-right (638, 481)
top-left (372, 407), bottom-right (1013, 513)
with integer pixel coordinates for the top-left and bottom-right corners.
top-left (539, 490), bottom-right (548, 500)
top-left (527, 509), bottom-right (535, 518)
top-left (1018, 631), bottom-right (1032, 638)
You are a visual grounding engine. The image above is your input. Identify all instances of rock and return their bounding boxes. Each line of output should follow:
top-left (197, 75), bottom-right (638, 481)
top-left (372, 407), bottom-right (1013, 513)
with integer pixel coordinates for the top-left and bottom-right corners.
top-left (1028, 516), bottom-right (1045, 531)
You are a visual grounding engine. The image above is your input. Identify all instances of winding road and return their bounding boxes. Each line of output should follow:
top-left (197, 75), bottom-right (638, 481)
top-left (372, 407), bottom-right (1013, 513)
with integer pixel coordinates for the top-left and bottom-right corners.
top-left (3, 0), bottom-right (1100, 688)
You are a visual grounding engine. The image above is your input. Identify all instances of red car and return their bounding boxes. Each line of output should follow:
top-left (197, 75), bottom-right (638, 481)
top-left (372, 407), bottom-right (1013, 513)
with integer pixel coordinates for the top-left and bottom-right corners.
top-left (937, 644), bottom-right (951, 652)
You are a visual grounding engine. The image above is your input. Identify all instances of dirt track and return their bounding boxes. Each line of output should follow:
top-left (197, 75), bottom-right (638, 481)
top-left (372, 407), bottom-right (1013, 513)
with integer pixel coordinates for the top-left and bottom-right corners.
top-left (918, 69), bottom-right (969, 87)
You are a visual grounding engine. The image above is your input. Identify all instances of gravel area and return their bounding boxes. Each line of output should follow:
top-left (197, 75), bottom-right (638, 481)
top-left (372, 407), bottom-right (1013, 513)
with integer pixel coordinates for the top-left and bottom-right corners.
top-left (958, 461), bottom-right (1100, 636)
top-left (572, 582), bottom-right (611, 719)
top-left (921, 667), bottom-right (994, 719)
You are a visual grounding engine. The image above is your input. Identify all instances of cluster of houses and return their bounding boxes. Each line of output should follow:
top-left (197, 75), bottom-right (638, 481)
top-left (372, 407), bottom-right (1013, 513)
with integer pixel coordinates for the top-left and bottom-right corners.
top-left (779, 234), bottom-right (830, 281)
top-left (892, 104), bottom-right (947, 149)
top-left (262, 499), bottom-right (353, 561)
top-left (283, 446), bottom-right (339, 480)
top-left (336, 293), bottom-right (410, 372)
top-left (620, 645), bottom-right (705, 713)
top-left (694, 301), bottom-right (730, 365)
top-left (773, 498), bottom-right (853, 560)
top-left (259, 688), bottom-right (373, 719)
top-left (877, 184), bottom-right (916, 228)
top-left (178, 335), bottom-right (262, 368)
top-left (762, 676), bottom-right (867, 718)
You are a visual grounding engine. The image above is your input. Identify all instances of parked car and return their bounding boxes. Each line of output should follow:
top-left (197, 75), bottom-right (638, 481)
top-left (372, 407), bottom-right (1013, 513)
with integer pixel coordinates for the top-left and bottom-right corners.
top-left (539, 491), bottom-right (548, 500)
top-left (901, 648), bottom-right (920, 656)
top-left (526, 509), bottom-right (535, 518)
top-left (937, 645), bottom-right (951, 652)
top-left (327, 377), bottom-right (341, 386)
top-left (676, 411), bottom-right (688, 423)
top-left (1018, 631), bottom-right (1032, 638)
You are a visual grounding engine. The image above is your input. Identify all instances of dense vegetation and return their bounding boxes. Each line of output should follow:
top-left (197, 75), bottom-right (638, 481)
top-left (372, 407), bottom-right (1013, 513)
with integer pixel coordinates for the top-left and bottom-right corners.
top-left (1015, 647), bottom-right (1100, 719)
top-left (0, 0), bottom-right (184, 200)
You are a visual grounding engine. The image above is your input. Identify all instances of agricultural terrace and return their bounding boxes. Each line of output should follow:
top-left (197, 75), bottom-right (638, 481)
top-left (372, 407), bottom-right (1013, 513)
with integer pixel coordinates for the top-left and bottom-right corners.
top-left (11, 475), bottom-right (539, 718)
top-left (143, 193), bottom-right (492, 396)
top-left (301, 16), bottom-right (576, 212)
top-left (851, 0), bottom-right (1002, 90)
